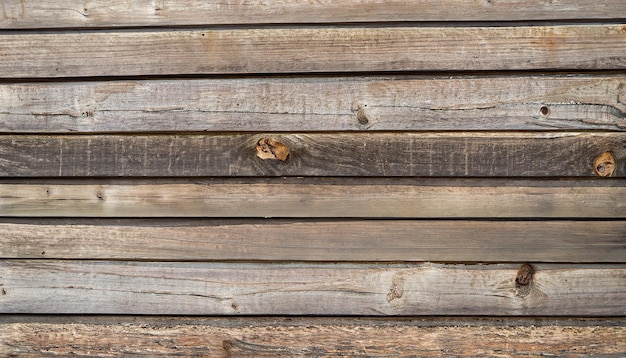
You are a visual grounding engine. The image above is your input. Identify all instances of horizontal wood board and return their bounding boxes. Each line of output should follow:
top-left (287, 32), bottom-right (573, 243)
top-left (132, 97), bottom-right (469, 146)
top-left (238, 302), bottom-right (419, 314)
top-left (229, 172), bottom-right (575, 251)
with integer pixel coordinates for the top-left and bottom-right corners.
top-left (1, 261), bottom-right (624, 315)
top-left (1, 219), bottom-right (624, 262)
top-left (1, 133), bottom-right (625, 177)
top-left (3, 0), bottom-right (626, 28)
top-left (2, 318), bottom-right (625, 357)
top-left (2, 25), bottom-right (626, 78)
top-left (2, 180), bottom-right (625, 218)
top-left (2, 75), bottom-right (625, 133)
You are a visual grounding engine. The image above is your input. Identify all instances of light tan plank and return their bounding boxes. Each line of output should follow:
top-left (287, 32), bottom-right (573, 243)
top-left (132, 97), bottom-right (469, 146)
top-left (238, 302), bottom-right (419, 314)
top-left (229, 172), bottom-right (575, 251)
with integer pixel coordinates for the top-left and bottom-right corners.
top-left (2, 75), bottom-right (624, 132)
top-left (1, 133), bottom-right (625, 177)
top-left (1, 219), bottom-right (624, 262)
top-left (3, 0), bottom-right (626, 28)
top-left (1, 318), bottom-right (625, 357)
top-left (2, 25), bottom-right (625, 78)
top-left (2, 181), bottom-right (625, 218)
top-left (1, 261), bottom-right (624, 315)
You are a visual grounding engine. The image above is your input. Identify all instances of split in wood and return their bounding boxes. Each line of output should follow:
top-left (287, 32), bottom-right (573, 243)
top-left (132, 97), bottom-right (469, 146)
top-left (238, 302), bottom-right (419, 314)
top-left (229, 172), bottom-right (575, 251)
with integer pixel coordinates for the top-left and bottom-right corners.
top-left (594, 152), bottom-right (615, 177)
top-left (256, 138), bottom-right (290, 161)
top-left (515, 263), bottom-right (534, 298)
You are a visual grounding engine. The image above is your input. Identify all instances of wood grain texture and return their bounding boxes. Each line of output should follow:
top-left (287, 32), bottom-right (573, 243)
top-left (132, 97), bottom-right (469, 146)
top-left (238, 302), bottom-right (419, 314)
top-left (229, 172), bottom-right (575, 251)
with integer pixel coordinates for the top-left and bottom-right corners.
top-left (1, 133), bottom-right (624, 177)
top-left (2, 180), bottom-right (625, 218)
top-left (2, 25), bottom-right (625, 78)
top-left (1, 318), bottom-right (625, 357)
top-left (2, 75), bottom-right (625, 133)
top-left (3, 0), bottom-right (626, 28)
top-left (1, 219), bottom-right (624, 262)
top-left (1, 261), bottom-right (624, 315)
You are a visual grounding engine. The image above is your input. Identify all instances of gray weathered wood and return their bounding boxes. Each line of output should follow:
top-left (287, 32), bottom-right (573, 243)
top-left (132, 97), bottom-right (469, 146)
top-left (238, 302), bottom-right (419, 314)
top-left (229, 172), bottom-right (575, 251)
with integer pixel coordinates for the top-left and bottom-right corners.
top-left (2, 75), bottom-right (624, 133)
top-left (1, 219), bottom-right (623, 262)
top-left (1, 133), bottom-right (624, 177)
top-left (1, 261), bottom-right (624, 315)
top-left (1, 180), bottom-right (624, 218)
top-left (2, 25), bottom-right (625, 78)
top-left (1, 318), bottom-right (625, 357)
top-left (3, 0), bottom-right (626, 28)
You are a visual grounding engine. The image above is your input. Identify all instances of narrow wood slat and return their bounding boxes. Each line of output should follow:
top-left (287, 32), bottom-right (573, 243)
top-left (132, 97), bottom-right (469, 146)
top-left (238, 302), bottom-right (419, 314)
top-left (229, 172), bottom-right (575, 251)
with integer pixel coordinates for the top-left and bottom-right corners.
top-left (2, 25), bottom-right (625, 78)
top-left (1, 261), bottom-right (624, 315)
top-left (2, 75), bottom-right (624, 133)
top-left (2, 180), bottom-right (624, 218)
top-left (1, 133), bottom-right (624, 177)
top-left (1, 219), bottom-right (623, 262)
top-left (1, 318), bottom-right (624, 357)
top-left (3, 0), bottom-right (626, 28)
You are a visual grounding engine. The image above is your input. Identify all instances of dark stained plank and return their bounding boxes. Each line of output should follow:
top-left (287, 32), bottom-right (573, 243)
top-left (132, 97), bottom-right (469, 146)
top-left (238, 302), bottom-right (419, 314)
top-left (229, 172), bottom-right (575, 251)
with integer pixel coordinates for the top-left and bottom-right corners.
top-left (1, 317), bottom-right (625, 357)
top-left (1, 219), bottom-right (624, 262)
top-left (2, 25), bottom-right (625, 78)
top-left (1, 180), bottom-right (625, 218)
top-left (3, 0), bottom-right (626, 28)
top-left (2, 75), bottom-right (625, 133)
top-left (1, 261), bottom-right (624, 315)
top-left (0, 133), bottom-right (624, 177)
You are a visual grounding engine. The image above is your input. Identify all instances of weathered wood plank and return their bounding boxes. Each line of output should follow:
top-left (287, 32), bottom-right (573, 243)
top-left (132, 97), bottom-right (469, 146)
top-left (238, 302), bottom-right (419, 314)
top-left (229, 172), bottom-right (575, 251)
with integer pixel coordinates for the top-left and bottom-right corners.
top-left (2, 25), bottom-right (625, 78)
top-left (1, 219), bottom-right (624, 262)
top-left (1, 133), bottom-right (624, 177)
top-left (3, 0), bottom-right (626, 28)
top-left (1, 261), bottom-right (624, 315)
top-left (2, 180), bottom-right (625, 218)
top-left (1, 318), bottom-right (625, 357)
top-left (2, 75), bottom-right (624, 133)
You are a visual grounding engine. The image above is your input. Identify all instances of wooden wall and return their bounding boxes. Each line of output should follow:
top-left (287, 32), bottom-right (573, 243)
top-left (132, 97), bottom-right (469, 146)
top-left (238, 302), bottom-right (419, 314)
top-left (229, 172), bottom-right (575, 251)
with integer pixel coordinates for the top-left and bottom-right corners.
top-left (1, 1), bottom-right (625, 355)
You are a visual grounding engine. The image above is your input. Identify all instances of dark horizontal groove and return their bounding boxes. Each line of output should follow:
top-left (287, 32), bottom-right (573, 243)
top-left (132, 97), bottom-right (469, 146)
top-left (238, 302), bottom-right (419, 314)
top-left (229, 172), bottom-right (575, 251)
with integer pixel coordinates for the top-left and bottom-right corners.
top-left (2, 70), bottom-right (626, 84)
top-left (2, 315), bottom-right (624, 326)
top-left (0, 176), bottom-right (623, 184)
top-left (1, 217), bottom-right (623, 223)
top-left (1, 18), bottom-right (625, 33)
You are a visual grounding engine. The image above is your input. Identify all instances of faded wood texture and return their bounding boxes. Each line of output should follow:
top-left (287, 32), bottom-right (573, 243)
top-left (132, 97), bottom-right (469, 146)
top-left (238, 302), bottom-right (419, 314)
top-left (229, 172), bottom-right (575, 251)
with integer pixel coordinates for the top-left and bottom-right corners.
top-left (2, 75), bottom-right (625, 133)
top-left (2, 180), bottom-right (625, 218)
top-left (2, 25), bottom-right (625, 78)
top-left (3, 0), bottom-right (626, 28)
top-left (2, 318), bottom-right (625, 357)
top-left (1, 219), bottom-right (624, 262)
top-left (1, 133), bottom-right (625, 177)
top-left (1, 261), bottom-right (624, 315)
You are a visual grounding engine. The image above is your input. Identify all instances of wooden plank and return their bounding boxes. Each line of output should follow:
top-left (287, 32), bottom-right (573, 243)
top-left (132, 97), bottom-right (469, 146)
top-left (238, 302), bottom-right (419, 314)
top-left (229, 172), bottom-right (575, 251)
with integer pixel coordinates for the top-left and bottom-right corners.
top-left (2, 25), bottom-right (625, 78)
top-left (1, 261), bottom-right (624, 315)
top-left (1, 219), bottom-right (624, 262)
top-left (1, 133), bottom-right (624, 177)
top-left (1, 180), bottom-right (625, 218)
top-left (1, 318), bottom-right (625, 357)
top-left (3, 0), bottom-right (626, 28)
top-left (2, 75), bottom-right (625, 133)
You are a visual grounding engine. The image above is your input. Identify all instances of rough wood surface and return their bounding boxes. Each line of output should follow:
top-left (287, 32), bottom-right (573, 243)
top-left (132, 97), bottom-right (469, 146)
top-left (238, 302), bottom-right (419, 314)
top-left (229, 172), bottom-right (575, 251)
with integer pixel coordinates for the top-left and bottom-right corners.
top-left (2, 75), bottom-right (625, 133)
top-left (2, 180), bottom-right (625, 218)
top-left (1, 133), bottom-right (624, 177)
top-left (1, 219), bottom-right (624, 262)
top-left (3, 0), bottom-right (626, 28)
top-left (2, 25), bottom-right (625, 78)
top-left (1, 261), bottom-right (624, 315)
top-left (1, 318), bottom-right (625, 357)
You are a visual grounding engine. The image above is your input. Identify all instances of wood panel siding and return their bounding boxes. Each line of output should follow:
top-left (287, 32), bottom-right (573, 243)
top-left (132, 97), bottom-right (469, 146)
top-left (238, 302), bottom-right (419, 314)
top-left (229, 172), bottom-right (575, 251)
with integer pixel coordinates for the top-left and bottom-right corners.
top-left (2, 75), bottom-right (625, 133)
top-left (1, 133), bottom-right (624, 177)
top-left (2, 25), bottom-right (625, 78)
top-left (2, 261), bottom-right (624, 315)
top-left (1, 219), bottom-right (624, 262)
top-left (1, 317), bottom-right (625, 357)
top-left (1, 180), bottom-right (624, 218)
top-left (3, 0), bottom-right (626, 28)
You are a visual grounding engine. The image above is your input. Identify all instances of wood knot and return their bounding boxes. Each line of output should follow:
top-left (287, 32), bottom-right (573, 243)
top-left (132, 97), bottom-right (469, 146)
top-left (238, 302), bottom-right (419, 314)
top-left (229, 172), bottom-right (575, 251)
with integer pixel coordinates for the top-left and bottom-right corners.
top-left (351, 101), bottom-right (369, 125)
top-left (256, 138), bottom-right (290, 161)
top-left (515, 263), bottom-right (534, 297)
top-left (593, 151), bottom-right (615, 177)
